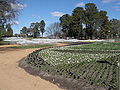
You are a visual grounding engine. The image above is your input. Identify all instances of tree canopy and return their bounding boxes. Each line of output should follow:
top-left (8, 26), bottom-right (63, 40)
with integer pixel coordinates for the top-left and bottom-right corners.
top-left (20, 20), bottom-right (46, 38)
top-left (6, 24), bottom-right (13, 37)
top-left (0, 0), bottom-right (23, 40)
top-left (0, 0), bottom-right (21, 25)
top-left (19, 3), bottom-right (120, 39)
top-left (46, 22), bottom-right (62, 38)
top-left (39, 20), bottom-right (45, 37)
top-left (59, 3), bottom-right (116, 39)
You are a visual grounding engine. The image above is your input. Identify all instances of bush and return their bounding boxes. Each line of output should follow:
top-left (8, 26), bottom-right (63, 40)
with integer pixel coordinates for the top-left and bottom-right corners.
top-left (0, 36), bottom-right (3, 41)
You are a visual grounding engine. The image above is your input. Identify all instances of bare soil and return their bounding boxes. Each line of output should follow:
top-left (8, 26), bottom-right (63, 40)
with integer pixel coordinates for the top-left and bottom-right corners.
top-left (0, 44), bottom-right (65, 90)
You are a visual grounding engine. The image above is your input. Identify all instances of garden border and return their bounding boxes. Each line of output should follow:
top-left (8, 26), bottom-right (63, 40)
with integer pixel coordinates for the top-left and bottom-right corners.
top-left (19, 42), bottom-right (119, 90)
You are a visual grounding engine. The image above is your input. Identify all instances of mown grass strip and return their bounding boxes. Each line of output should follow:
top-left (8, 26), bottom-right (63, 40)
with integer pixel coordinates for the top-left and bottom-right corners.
top-left (0, 41), bottom-right (11, 45)
top-left (9, 44), bottom-right (54, 49)
top-left (69, 42), bottom-right (120, 50)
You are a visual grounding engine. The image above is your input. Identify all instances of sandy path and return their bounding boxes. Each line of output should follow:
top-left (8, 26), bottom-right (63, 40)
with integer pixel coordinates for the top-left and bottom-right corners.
top-left (0, 45), bottom-right (65, 90)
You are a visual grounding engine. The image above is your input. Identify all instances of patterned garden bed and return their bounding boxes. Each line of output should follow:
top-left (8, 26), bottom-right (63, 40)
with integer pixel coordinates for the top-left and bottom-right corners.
top-left (20, 43), bottom-right (120, 90)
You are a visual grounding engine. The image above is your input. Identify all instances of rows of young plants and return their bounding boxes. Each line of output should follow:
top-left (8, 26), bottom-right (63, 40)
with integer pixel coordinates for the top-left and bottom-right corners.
top-left (25, 43), bottom-right (120, 90)
top-left (67, 42), bottom-right (120, 50)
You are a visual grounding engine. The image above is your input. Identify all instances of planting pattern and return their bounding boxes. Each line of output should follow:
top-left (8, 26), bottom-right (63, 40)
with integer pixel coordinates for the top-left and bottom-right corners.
top-left (25, 44), bottom-right (120, 90)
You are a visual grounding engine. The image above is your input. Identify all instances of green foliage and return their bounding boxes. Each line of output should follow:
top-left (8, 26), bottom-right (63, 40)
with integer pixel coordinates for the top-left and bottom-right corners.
top-left (0, 25), bottom-right (7, 37)
top-left (0, 0), bottom-right (22, 38)
top-left (31, 23), bottom-right (40, 38)
top-left (59, 3), bottom-right (114, 39)
top-left (20, 20), bottom-right (46, 38)
top-left (6, 24), bottom-right (13, 37)
top-left (110, 19), bottom-right (120, 38)
top-left (20, 27), bottom-right (28, 36)
top-left (69, 42), bottom-right (120, 50)
top-left (99, 22), bottom-right (112, 39)
top-left (0, 41), bottom-right (11, 45)
top-left (72, 7), bottom-right (85, 39)
top-left (25, 43), bottom-right (120, 90)
top-left (0, 0), bottom-right (20, 25)
top-left (0, 24), bottom-right (14, 38)
top-left (0, 36), bottom-right (2, 41)
top-left (39, 20), bottom-right (45, 37)
top-left (59, 14), bottom-right (72, 37)
top-left (9, 44), bottom-right (54, 49)
top-left (85, 3), bottom-right (99, 39)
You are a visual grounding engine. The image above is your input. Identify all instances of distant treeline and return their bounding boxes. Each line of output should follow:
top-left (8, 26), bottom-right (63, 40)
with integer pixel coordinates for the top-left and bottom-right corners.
top-left (20, 3), bottom-right (120, 39)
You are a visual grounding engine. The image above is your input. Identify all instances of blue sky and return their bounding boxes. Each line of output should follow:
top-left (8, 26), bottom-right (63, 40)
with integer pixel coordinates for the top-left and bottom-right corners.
top-left (12, 0), bottom-right (120, 34)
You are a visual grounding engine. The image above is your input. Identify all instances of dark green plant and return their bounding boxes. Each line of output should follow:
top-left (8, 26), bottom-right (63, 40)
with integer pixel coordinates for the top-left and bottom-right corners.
top-left (6, 24), bottom-right (13, 37)
top-left (39, 20), bottom-right (45, 37)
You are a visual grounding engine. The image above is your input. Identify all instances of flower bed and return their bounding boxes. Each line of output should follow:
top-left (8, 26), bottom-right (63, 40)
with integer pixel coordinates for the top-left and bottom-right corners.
top-left (22, 43), bottom-right (120, 90)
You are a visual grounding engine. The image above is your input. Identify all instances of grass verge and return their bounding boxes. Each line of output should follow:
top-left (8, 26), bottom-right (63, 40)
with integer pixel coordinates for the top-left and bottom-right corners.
top-left (69, 42), bottom-right (120, 50)
top-left (0, 41), bottom-right (11, 45)
top-left (9, 44), bottom-right (54, 49)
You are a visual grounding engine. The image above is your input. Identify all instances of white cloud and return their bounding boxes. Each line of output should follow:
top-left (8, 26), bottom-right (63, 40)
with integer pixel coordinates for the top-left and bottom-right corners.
top-left (113, 6), bottom-right (120, 11)
top-left (75, 2), bottom-right (85, 7)
top-left (116, 2), bottom-right (120, 5)
top-left (116, 8), bottom-right (120, 11)
top-left (10, 3), bottom-right (27, 10)
top-left (4, 12), bottom-right (11, 16)
top-left (32, 15), bottom-right (41, 19)
top-left (11, 21), bottom-right (19, 25)
top-left (102, 0), bottom-right (120, 3)
top-left (51, 11), bottom-right (65, 17)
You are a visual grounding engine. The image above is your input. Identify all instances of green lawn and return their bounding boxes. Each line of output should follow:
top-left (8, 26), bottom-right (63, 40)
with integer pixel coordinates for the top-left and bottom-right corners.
top-left (9, 44), bottom-right (54, 49)
top-left (68, 42), bottom-right (120, 50)
top-left (0, 41), bottom-right (11, 45)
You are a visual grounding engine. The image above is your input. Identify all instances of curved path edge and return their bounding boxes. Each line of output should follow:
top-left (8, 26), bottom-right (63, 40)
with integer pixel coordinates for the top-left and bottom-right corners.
top-left (0, 43), bottom-right (66, 90)
top-left (19, 43), bottom-right (107, 90)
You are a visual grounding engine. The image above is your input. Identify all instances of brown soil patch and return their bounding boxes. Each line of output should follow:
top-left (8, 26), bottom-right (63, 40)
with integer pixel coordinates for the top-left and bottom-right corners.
top-left (0, 43), bottom-right (67, 53)
top-left (0, 44), bottom-right (21, 48)
top-left (0, 44), bottom-right (65, 90)
top-left (0, 45), bottom-right (20, 53)
top-left (54, 43), bottom-right (68, 47)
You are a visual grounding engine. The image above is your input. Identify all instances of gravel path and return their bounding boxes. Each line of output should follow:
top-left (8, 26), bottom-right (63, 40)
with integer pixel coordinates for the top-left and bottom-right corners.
top-left (0, 45), bottom-right (65, 90)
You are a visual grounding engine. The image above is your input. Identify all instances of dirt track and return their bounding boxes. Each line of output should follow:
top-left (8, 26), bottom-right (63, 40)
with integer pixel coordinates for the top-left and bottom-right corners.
top-left (0, 44), bottom-right (65, 90)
